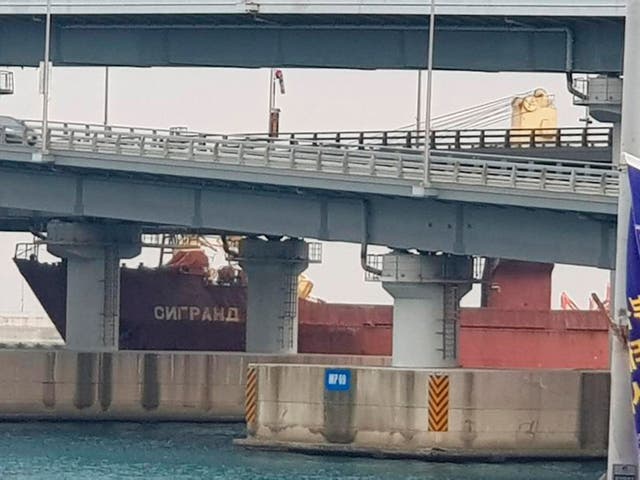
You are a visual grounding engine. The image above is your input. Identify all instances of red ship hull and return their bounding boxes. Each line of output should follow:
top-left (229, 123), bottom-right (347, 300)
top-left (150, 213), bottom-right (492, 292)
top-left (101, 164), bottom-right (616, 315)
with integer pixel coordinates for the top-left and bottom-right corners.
top-left (14, 258), bottom-right (610, 369)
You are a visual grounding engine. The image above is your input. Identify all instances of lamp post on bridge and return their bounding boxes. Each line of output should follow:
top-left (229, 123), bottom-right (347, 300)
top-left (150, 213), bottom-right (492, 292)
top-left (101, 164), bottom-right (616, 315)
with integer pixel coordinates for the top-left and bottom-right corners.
top-left (41, 0), bottom-right (52, 155)
top-left (104, 67), bottom-right (109, 126)
top-left (422, 0), bottom-right (436, 188)
top-left (416, 71), bottom-right (423, 140)
top-left (268, 68), bottom-right (285, 137)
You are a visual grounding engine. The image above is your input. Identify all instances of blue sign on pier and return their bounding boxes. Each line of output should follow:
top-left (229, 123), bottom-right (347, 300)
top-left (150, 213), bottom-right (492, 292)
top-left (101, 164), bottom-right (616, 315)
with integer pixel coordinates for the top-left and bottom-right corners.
top-left (324, 369), bottom-right (351, 391)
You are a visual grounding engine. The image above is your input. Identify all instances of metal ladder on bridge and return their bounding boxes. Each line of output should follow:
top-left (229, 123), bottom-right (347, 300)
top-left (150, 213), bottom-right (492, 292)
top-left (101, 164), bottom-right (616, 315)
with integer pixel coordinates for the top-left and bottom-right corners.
top-left (278, 271), bottom-right (298, 351)
top-left (440, 284), bottom-right (459, 361)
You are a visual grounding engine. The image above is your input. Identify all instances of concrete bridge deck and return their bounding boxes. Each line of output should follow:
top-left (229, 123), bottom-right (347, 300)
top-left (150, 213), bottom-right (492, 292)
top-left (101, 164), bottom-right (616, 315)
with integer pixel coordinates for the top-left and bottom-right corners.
top-left (10, 121), bottom-right (620, 211)
top-left (0, 121), bottom-right (618, 268)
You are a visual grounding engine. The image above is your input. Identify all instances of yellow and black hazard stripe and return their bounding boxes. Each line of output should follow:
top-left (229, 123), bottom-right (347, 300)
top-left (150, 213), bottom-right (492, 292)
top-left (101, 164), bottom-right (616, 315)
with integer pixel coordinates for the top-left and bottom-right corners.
top-left (245, 366), bottom-right (258, 427)
top-left (428, 374), bottom-right (450, 432)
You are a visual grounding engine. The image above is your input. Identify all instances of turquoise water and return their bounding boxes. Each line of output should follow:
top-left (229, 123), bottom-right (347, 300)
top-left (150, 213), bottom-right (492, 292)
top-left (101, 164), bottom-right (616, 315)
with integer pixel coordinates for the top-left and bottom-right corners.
top-left (0, 422), bottom-right (604, 479)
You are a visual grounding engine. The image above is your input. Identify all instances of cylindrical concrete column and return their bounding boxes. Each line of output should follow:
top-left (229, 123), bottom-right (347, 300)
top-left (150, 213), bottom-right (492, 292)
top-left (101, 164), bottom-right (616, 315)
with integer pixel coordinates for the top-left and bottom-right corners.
top-left (239, 238), bottom-right (309, 354)
top-left (381, 252), bottom-right (472, 368)
top-left (47, 221), bottom-right (140, 352)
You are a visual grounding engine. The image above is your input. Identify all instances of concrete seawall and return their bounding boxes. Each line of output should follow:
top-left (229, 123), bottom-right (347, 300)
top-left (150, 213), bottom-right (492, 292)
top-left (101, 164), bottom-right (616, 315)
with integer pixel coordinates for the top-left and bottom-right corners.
top-left (0, 350), bottom-right (388, 421)
top-left (240, 364), bottom-right (609, 459)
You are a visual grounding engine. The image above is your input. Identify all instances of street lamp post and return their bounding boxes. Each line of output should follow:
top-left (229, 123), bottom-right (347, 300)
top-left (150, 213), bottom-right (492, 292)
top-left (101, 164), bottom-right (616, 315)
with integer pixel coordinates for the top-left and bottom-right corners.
top-left (416, 71), bottom-right (423, 142)
top-left (268, 68), bottom-right (275, 135)
top-left (41, 0), bottom-right (52, 154)
top-left (268, 68), bottom-right (285, 137)
top-left (423, 0), bottom-right (436, 186)
top-left (104, 67), bottom-right (110, 126)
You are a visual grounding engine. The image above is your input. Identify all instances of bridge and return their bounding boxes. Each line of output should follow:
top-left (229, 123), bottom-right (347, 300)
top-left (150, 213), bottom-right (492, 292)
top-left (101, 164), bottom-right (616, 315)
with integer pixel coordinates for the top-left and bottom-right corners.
top-left (0, 120), bottom-right (617, 268)
top-left (234, 125), bottom-right (613, 162)
top-left (0, 0), bottom-right (624, 71)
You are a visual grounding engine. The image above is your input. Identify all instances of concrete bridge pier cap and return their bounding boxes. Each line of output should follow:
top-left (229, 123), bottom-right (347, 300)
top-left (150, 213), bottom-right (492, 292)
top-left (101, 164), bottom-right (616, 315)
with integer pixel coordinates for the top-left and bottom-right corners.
top-left (239, 237), bottom-right (309, 354)
top-left (46, 221), bottom-right (141, 352)
top-left (381, 252), bottom-right (473, 368)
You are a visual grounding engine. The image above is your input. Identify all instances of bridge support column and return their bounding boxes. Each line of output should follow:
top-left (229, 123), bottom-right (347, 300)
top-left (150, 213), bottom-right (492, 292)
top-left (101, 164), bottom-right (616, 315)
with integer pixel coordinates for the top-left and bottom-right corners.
top-left (381, 252), bottom-right (473, 368)
top-left (239, 238), bottom-right (309, 354)
top-left (47, 221), bottom-right (141, 352)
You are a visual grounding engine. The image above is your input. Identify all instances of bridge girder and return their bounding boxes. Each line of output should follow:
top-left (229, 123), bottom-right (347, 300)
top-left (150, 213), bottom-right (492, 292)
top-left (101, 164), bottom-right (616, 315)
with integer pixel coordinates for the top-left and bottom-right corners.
top-left (0, 159), bottom-right (615, 268)
top-left (0, 14), bottom-right (624, 72)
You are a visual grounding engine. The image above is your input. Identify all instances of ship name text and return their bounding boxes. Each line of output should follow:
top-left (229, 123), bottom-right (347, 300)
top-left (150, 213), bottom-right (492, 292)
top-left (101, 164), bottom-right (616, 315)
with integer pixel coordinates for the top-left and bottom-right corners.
top-left (154, 305), bottom-right (242, 322)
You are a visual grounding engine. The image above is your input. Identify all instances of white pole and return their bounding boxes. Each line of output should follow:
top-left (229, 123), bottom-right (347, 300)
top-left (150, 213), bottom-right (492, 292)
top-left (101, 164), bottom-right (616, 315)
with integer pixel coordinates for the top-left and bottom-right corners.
top-left (608, 0), bottom-right (640, 477)
top-left (416, 71), bottom-right (423, 142)
top-left (608, 127), bottom-right (637, 480)
top-left (423, 0), bottom-right (436, 186)
top-left (41, 0), bottom-right (52, 154)
top-left (103, 67), bottom-right (109, 126)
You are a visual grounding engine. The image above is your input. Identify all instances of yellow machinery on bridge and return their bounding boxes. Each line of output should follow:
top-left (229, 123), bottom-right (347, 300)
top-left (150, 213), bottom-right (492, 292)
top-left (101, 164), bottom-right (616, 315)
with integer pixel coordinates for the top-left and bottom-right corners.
top-left (510, 88), bottom-right (558, 144)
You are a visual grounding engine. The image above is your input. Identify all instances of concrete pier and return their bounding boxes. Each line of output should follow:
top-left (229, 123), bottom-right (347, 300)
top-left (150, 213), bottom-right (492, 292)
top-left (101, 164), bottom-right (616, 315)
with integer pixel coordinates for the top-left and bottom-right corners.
top-left (239, 364), bottom-right (609, 459)
top-left (0, 350), bottom-right (387, 421)
top-left (381, 253), bottom-right (472, 368)
top-left (47, 221), bottom-right (140, 352)
top-left (0, 348), bottom-right (612, 461)
top-left (239, 238), bottom-right (309, 354)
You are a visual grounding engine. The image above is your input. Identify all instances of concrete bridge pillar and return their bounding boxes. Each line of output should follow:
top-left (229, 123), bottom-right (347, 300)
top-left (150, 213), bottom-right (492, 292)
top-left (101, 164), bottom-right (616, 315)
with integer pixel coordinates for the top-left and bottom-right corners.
top-left (239, 238), bottom-right (309, 354)
top-left (381, 252), bottom-right (473, 368)
top-left (47, 221), bottom-right (141, 352)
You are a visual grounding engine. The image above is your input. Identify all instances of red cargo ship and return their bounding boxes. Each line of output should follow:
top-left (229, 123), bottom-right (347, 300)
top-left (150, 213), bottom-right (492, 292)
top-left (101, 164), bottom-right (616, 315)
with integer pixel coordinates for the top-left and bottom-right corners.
top-left (13, 243), bottom-right (610, 370)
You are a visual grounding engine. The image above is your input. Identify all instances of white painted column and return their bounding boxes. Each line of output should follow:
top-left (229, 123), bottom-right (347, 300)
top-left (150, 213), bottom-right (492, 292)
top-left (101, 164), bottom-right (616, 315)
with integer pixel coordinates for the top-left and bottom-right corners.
top-left (47, 221), bottom-right (140, 352)
top-left (381, 252), bottom-right (472, 368)
top-left (607, 0), bottom-right (640, 476)
top-left (239, 238), bottom-right (308, 354)
top-left (608, 143), bottom-right (638, 469)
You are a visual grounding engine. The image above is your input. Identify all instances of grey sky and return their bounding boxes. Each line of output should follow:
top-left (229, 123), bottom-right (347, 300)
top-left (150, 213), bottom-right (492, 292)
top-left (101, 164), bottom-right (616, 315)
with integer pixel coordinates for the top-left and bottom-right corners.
top-left (0, 67), bottom-right (609, 314)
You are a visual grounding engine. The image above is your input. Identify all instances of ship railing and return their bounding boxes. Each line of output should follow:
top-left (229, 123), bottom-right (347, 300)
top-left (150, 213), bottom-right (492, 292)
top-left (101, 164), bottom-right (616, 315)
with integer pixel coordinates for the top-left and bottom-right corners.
top-left (228, 126), bottom-right (613, 151)
top-left (473, 257), bottom-right (486, 281)
top-left (141, 234), bottom-right (164, 247)
top-left (14, 241), bottom-right (41, 260)
top-left (308, 242), bottom-right (322, 264)
top-left (8, 121), bottom-right (619, 199)
top-left (140, 235), bottom-right (323, 263)
top-left (364, 254), bottom-right (384, 282)
top-left (224, 240), bottom-right (323, 264)
top-left (140, 234), bottom-right (187, 248)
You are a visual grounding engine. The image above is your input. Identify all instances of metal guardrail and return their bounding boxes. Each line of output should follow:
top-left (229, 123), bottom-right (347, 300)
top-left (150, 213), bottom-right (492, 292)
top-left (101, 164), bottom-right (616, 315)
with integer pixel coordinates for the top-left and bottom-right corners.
top-left (14, 242), bottom-right (41, 260)
top-left (364, 254), bottom-right (383, 282)
top-left (232, 126), bottom-right (613, 151)
top-left (23, 120), bottom-right (230, 141)
top-left (308, 242), bottom-right (323, 264)
top-left (364, 255), bottom-right (486, 282)
top-left (0, 1), bottom-right (626, 17)
top-left (0, 121), bottom-right (619, 199)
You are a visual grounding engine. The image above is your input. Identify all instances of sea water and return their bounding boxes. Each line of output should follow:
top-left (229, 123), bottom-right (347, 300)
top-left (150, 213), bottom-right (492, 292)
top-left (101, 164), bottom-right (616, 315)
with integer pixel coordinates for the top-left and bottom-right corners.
top-left (0, 422), bottom-right (605, 479)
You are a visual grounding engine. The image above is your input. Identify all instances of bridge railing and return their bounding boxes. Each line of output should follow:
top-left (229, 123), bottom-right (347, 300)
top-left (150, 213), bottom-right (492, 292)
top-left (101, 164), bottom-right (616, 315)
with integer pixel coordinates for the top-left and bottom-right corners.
top-left (0, 122), bottom-right (618, 198)
top-left (23, 120), bottom-right (230, 142)
top-left (364, 255), bottom-right (487, 282)
top-left (21, 121), bottom-right (613, 152)
top-left (232, 126), bottom-right (613, 151)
